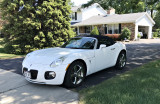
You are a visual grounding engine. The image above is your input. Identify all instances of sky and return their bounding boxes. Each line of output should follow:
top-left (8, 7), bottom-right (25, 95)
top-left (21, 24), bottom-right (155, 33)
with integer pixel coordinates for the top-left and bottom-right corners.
top-left (71, 0), bottom-right (91, 6)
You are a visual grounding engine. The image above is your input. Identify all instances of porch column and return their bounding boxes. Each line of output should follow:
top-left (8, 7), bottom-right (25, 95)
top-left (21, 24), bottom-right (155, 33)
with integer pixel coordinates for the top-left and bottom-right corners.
top-left (77, 26), bottom-right (80, 35)
top-left (148, 26), bottom-right (152, 39)
top-left (135, 24), bottom-right (138, 40)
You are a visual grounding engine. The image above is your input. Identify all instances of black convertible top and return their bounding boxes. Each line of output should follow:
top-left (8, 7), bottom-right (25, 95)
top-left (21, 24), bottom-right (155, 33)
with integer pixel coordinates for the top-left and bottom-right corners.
top-left (75, 35), bottom-right (116, 49)
top-left (76, 35), bottom-right (113, 41)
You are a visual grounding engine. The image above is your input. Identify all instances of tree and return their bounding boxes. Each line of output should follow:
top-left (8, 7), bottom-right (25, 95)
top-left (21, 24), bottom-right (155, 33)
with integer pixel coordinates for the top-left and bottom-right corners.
top-left (0, 0), bottom-right (75, 54)
top-left (0, 0), bottom-right (3, 31)
top-left (69, 1), bottom-right (75, 7)
top-left (83, 0), bottom-right (145, 14)
top-left (144, 0), bottom-right (160, 18)
top-left (119, 27), bottom-right (131, 40)
top-left (90, 26), bottom-right (99, 35)
top-left (154, 12), bottom-right (160, 29)
top-left (83, 0), bottom-right (160, 16)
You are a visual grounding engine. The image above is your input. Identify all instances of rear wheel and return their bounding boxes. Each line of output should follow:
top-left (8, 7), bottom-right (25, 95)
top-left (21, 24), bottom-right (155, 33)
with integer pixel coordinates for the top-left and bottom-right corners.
top-left (115, 51), bottom-right (126, 70)
top-left (64, 61), bottom-right (86, 88)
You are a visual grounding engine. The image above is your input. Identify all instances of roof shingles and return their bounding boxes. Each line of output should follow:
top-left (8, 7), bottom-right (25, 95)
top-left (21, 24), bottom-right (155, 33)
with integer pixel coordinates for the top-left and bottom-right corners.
top-left (72, 12), bottom-right (147, 26)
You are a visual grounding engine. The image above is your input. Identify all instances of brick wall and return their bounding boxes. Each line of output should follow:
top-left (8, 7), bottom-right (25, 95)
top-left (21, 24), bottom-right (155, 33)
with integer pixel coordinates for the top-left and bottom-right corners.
top-left (121, 23), bottom-right (135, 40)
top-left (95, 25), bottom-right (105, 35)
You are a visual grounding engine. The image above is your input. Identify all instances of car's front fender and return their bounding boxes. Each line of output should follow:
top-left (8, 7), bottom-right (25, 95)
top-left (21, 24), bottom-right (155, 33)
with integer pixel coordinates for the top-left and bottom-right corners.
top-left (62, 51), bottom-right (95, 75)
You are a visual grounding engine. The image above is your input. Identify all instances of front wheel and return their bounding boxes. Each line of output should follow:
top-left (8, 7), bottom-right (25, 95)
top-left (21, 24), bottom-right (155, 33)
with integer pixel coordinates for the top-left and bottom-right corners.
top-left (64, 61), bottom-right (86, 88)
top-left (115, 51), bottom-right (127, 70)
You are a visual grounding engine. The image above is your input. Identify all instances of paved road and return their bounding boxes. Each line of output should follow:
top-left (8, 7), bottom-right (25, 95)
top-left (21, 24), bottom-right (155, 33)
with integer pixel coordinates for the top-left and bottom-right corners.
top-left (0, 43), bottom-right (160, 90)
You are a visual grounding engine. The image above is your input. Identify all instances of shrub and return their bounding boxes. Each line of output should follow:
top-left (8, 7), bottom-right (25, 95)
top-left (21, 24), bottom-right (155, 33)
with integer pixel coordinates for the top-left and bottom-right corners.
top-left (158, 29), bottom-right (160, 37)
top-left (90, 26), bottom-right (99, 35)
top-left (154, 29), bottom-right (160, 37)
top-left (119, 27), bottom-right (131, 40)
top-left (153, 32), bottom-right (158, 37)
top-left (137, 33), bottom-right (141, 39)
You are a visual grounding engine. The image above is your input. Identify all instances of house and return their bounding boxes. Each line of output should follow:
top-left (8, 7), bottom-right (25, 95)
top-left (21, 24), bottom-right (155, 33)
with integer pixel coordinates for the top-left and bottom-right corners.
top-left (71, 3), bottom-right (155, 40)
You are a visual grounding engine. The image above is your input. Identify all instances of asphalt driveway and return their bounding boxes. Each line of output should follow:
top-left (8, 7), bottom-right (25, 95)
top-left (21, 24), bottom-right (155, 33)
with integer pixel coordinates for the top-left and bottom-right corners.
top-left (0, 42), bottom-right (160, 90)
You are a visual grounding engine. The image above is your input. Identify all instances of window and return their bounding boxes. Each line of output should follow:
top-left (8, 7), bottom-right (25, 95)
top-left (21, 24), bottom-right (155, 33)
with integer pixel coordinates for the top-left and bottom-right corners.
top-left (71, 13), bottom-right (75, 20)
top-left (114, 24), bottom-right (119, 34)
top-left (85, 26), bottom-right (92, 33)
top-left (108, 25), bottom-right (112, 34)
top-left (70, 12), bottom-right (77, 20)
top-left (99, 39), bottom-right (112, 47)
top-left (107, 24), bottom-right (119, 34)
top-left (74, 28), bottom-right (78, 34)
top-left (97, 37), bottom-right (115, 49)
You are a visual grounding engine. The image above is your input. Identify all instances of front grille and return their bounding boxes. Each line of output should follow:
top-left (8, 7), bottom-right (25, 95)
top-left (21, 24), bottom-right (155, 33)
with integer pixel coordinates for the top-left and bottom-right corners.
top-left (23, 67), bottom-right (28, 74)
top-left (30, 70), bottom-right (38, 79)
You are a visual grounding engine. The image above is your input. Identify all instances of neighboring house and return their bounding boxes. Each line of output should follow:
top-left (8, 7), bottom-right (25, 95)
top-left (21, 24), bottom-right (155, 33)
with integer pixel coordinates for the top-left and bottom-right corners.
top-left (71, 3), bottom-right (155, 40)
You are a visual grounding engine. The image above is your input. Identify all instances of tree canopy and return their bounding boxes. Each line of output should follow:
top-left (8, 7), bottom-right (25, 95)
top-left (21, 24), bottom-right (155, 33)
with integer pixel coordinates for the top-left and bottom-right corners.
top-left (83, 0), bottom-right (160, 17)
top-left (0, 0), bottom-right (75, 54)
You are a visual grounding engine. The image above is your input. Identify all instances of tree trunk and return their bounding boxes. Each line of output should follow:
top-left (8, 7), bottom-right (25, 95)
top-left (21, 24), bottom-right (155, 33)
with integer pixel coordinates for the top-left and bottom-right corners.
top-left (151, 9), bottom-right (153, 18)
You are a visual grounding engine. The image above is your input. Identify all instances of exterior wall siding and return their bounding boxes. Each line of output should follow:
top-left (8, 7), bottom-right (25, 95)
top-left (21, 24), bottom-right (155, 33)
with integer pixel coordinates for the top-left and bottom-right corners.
top-left (71, 3), bottom-right (107, 23)
top-left (82, 7), bottom-right (107, 21)
top-left (121, 23), bottom-right (135, 40)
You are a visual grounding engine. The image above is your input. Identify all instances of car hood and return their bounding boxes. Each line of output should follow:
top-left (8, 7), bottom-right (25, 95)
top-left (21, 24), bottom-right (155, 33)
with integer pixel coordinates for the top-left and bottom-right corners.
top-left (24, 47), bottom-right (89, 65)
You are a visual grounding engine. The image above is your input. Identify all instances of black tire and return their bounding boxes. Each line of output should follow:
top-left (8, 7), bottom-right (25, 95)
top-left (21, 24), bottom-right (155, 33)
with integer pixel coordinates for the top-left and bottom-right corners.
top-left (115, 51), bottom-right (127, 70)
top-left (64, 61), bottom-right (86, 88)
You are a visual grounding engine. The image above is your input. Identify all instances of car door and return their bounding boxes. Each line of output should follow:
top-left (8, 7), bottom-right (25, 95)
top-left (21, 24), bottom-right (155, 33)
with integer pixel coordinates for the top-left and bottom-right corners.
top-left (94, 38), bottom-right (117, 72)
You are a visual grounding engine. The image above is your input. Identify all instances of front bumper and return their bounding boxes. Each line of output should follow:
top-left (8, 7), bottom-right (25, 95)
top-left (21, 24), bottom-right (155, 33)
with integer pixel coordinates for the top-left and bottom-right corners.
top-left (22, 62), bottom-right (69, 85)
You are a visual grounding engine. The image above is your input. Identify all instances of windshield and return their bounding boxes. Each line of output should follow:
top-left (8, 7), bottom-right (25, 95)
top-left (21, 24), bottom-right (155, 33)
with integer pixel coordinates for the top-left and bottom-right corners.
top-left (61, 37), bottom-right (96, 49)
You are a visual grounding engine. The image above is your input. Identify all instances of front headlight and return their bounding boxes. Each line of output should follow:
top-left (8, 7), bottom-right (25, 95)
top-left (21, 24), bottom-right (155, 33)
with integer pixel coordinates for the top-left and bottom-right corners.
top-left (50, 56), bottom-right (67, 68)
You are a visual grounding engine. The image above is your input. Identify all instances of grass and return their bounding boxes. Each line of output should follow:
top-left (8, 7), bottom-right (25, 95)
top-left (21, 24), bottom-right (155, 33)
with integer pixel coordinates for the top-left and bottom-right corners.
top-left (0, 38), bottom-right (24, 59)
top-left (80, 60), bottom-right (160, 104)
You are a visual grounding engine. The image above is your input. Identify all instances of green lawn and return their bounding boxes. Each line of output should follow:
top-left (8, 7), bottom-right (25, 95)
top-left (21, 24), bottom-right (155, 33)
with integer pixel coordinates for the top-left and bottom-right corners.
top-left (80, 60), bottom-right (160, 104)
top-left (0, 38), bottom-right (24, 59)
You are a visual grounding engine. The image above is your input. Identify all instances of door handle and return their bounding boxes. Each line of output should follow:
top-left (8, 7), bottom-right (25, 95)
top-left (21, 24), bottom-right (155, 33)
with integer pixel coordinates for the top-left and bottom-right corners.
top-left (111, 48), bottom-right (115, 50)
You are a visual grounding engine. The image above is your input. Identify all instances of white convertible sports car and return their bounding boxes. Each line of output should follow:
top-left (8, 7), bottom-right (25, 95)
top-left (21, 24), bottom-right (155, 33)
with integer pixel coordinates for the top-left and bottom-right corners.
top-left (22, 35), bottom-right (127, 88)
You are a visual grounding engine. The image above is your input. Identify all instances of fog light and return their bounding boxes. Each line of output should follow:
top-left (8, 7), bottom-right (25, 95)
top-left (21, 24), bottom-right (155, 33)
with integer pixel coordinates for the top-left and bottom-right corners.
top-left (45, 71), bottom-right (56, 80)
top-left (49, 72), bottom-right (56, 78)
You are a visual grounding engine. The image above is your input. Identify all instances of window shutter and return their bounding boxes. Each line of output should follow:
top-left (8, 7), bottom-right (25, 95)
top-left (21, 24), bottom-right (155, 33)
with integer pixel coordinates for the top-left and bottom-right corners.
top-left (85, 26), bottom-right (87, 33)
top-left (119, 24), bottom-right (121, 33)
top-left (75, 28), bottom-right (78, 34)
top-left (105, 25), bottom-right (108, 34)
top-left (75, 12), bottom-right (77, 20)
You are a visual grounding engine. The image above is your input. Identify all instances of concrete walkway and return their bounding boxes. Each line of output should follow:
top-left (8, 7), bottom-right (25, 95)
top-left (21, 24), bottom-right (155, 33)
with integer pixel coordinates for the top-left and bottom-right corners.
top-left (0, 69), bottom-right (79, 104)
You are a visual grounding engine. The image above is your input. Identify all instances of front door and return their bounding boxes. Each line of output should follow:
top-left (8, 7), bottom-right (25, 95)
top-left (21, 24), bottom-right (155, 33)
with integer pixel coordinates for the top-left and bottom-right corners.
top-left (94, 46), bottom-right (114, 72)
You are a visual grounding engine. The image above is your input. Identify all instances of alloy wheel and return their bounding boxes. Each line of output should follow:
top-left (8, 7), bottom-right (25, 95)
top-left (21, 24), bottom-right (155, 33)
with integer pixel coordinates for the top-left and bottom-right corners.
top-left (71, 65), bottom-right (84, 85)
top-left (119, 53), bottom-right (126, 68)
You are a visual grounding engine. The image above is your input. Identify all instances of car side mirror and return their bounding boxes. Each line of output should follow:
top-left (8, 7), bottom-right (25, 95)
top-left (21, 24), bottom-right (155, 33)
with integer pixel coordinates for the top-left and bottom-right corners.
top-left (100, 44), bottom-right (106, 49)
